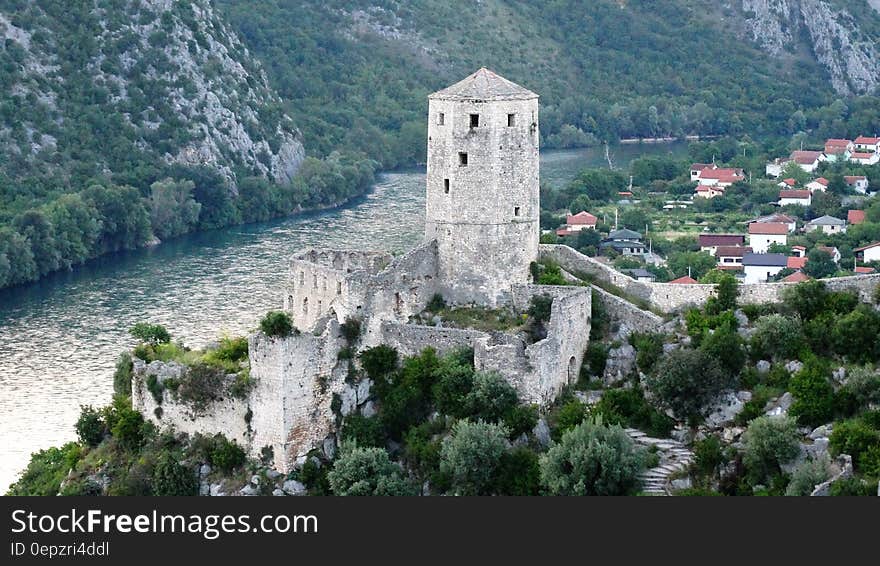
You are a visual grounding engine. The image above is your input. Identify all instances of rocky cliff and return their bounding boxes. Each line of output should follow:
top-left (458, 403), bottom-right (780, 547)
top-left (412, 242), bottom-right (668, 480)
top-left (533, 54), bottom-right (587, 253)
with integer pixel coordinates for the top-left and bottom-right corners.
top-left (0, 0), bottom-right (304, 186)
top-left (739, 0), bottom-right (880, 95)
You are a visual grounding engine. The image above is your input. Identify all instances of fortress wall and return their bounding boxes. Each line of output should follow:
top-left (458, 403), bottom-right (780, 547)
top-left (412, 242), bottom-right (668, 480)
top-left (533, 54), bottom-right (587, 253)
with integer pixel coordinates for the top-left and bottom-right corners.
top-left (378, 321), bottom-right (487, 358)
top-left (591, 285), bottom-right (665, 335)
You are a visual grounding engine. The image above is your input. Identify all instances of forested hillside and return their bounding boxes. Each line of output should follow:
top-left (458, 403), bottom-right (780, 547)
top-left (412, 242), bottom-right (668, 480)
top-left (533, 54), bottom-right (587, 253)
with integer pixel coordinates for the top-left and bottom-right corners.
top-left (217, 0), bottom-right (880, 168)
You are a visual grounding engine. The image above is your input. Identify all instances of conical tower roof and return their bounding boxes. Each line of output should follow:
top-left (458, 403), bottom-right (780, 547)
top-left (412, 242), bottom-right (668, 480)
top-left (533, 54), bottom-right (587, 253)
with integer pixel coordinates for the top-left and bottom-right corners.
top-left (429, 68), bottom-right (538, 101)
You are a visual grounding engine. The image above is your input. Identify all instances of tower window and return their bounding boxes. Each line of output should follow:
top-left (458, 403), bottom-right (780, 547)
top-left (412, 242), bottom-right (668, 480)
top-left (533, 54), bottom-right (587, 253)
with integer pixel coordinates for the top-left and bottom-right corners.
top-left (458, 152), bottom-right (468, 166)
top-left (469, 114), bottom-right (479, 128)
top-left (507, 113), bottom-right (516, 127)
top-left (438, 112), bottom-right (445, 125)
top-left (444, 179), bottom-right (450, 193)
top-left (514, 206), bottom-right (521, 217)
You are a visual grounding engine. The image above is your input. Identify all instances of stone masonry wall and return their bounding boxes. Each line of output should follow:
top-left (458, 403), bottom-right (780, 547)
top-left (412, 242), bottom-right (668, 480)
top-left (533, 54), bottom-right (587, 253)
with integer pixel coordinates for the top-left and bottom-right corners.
top-left (590, 284), bottom-right (665, 335)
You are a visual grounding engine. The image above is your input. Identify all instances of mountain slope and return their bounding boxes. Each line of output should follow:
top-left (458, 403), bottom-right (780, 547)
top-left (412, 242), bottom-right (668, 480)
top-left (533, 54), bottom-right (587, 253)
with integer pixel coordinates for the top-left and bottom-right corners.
top-left (0, 0), bottom-right (304, 206)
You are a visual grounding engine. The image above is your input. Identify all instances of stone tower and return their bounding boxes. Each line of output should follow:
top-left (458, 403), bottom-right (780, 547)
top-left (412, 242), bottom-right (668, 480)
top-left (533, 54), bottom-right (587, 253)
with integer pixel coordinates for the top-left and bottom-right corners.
top-left (425, 68), bottom-right (540, 305)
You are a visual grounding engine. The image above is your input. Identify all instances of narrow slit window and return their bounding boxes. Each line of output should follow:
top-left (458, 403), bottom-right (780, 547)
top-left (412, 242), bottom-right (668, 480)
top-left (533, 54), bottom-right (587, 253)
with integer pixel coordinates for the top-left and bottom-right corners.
top-left (336, 281), bottom-right (342, 295)
top-left (470, 114), bottom-right (479, 128)
top-left (438, 112), bottom-right (445, 125)
top-left (444, 179), bottom-right (450, 194)
top-left (514, 206), bottom-right (521, 217)
top-left (507, 113), bottom-right (516, 127)
top-left (459, 152), bottom-right (468, 166)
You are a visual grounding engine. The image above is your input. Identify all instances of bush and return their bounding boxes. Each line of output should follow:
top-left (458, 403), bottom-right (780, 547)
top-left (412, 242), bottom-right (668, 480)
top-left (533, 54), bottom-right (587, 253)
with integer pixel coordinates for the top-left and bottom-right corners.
top-left (176, 363), bottom-right (226, 411)
top-left (327, 446), bottom-right (415, 496)
top-left (583, 343), bottom-right (608, 377)
top-left (550, 399), bottom-right (588, 440)
top-left (426, 293), bottom-right (446, 312)
top-left (829, 419), bottom-right (880, 470)
top-left (493, 446), bottom-right (541, 495)
top-left (742, 416), bottom-right (801, 485)
top-left (630, 332), bottom-right (664, 373)
top-left (440, 420), bottom-right (509, 495)
top-left (259, 311), bottom-right (295, 338)
top-left (700, 321), bottom-right (746, 377)
top-left (209, 435), bottom-right (246, 472)
top-left (75, 405), bottom-right (105, 447)
top-left (340, 414), bottom-right (386, 448)
top-left (831, 305), bottom-right (880, 363)
top-left (359, 345), bottom-right (399, 380)
top-left (691, 435), bottom-right (724, 481)
top-left (431, 358), bottom-right (475, 418)
top-left (129, 322), bottom-right (171, 345)
top-left (152, 453), bottom-right (197, 496)
top-left (109, 404), bottom-right (147, 452)
top-left (209, 336), bottom-right (249, 363)
top-left (465, 371), bottom-right (519, 423)
top-left (646, 348), bottom-right (732, 421)
top-left (788, 360), bottom-right (835, 428)
top-left (749, 315), bottom-right (805, 361)
top-left (113, 353), bottom-right (133, 397)
top-left (782, 280), bottom-right (829, 321)
top-left (503, 405), bottom-right (539, 439)
top-left (593, 387), bottom-right (674, 438)
top-left (539, 416), bottom-right (646, 496)
top-left (402, 419), bottom-right (448, 487)
top-left (785, 456), bottom-right (832, 496)
top-left (340, 317), bottom-right (361, 344)
top-left (838, 367), bottom-right (880, 412)
top-left (829, 477), bottom-right (877, 496)
top-left (6, 443), bottom-right (82, 496)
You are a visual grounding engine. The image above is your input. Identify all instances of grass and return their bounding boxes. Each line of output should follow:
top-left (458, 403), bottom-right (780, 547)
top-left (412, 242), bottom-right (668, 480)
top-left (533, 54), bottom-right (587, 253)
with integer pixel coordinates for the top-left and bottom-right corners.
top-left (436, 306), bottom-right (527, 332)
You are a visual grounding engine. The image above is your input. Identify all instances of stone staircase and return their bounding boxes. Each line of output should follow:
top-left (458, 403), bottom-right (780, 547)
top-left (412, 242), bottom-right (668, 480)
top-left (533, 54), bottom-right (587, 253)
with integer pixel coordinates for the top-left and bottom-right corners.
top-left (625, 428), bottom-right (694, 496)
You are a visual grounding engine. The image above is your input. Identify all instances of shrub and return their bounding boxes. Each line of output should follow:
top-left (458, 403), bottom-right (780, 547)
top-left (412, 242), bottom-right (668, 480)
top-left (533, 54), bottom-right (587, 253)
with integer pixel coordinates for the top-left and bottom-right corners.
top-left (209, 336), bottom-right (248, 363)
top-left (691, 435), bottom-right (725, 480)
top-left (550, 399), bottom-right (588, 440)
top-left (146, 374), bottom-right (163, 404)
top-left (539, 416), bottom-right (646, 496)
top-left (340, 414), bottom-right (386, 448)
top-left (527, 294), bottom-right (554, 341)
top-left (630, 332), bottom-right (664, 373)
top-left (440, 420), bottom-right (509, 495)
top-left (831, 306), bottom-right (880, 364)
top-left (113, 353), bottom-right (134, 397)
top-left (785, 456), bottom-right (832, 496)
top-left (402, 419), bottom-right (448, 486)
top-left (259, 310), bottom-right (295, 338)
top-left (646, 348), bottom-right (732, 421)
top-left (788, 360), bottom-right (835, 427)
top-left (749, 314), bottom-right (805, 361)
top-left (176, 363), bottom-right (226, 411)
top-left (493, 446), bottom-right (541, 495)
top-left (742, 416), bottom-right (801, 485)
top-left (75, 405), bottom-right (105, 447)
top-left (839, 367), bottom-right (880, 411)
top-left (734, 385), bottom-right (781, 426)
top-left (592, 387), bottom-right (674, 438)
top-left (829, 477), bottom-right (877, 496)
top-left (431, 358), bottom-right (475, 418)
top-left (298, 457), bottom-right (331, 495)
top-left (829, 419), bottom-right (880, 469)
top-left (465, 371), bottom-right (519, 423)
top-left (110, 404), bottom-right (147, 452)
top-left (6, 443), bottom-right (82, 496)
top-left (584, 343), bottom-right (608, 377)
top-left (209, 435), bottom-right (246, 472)
top-left (375, 349), bottom-right (440, 439)
top-left (426, 293), bottom-right (446, 312)
top-left (340, 317), bottom-right (361, 344)
top-left (503, 405), bottom-right (539, 438)
top-left (359, 345), bottom-right (399, 380)
top-left (152, 452), bottom-right (197, 496)
top-left (700, 321), bottom-right (746, 377)
top-left (327, 446), bottom-right (415, 496)
top-left (782, 280), bottom-right (829, 321)
top-left (129, 322), bottom-right (171, 345)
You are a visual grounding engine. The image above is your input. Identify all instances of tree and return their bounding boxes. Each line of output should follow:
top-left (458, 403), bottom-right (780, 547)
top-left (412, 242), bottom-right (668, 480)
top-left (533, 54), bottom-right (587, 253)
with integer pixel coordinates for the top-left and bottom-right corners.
top-left (667, 251), bottom-right (716, 280)
top-left (785, 456), bottom-right (831, 496)
top-left (13, 209), bottom-right (59, 276)
top-left (152, 453), bottom-right (197, 496)
top-left (803, 249), bottom-right (836, 279)
top-left (149, 178), bottom-right (201, 240)
top-left (75, 406), bottom-right (105, 447)
top-left (742, 416), bottom-right (801, 485)
top-left (327, 446), bottom-right (415, 496)
top-left (259, 311), bottom-right (295, 338)
top-left (440, 420), bottom-right (508, 495)
top-left (646, 348), bottom-right (733, 420)
top-left (831, 305), bottom-right (880, 363)
top-left (464, 371), bottom-right (519, 423)
top-left (359, 345), bottom-right (399, 380)
top-left (620, 207), bottom-right (651, 232)
top-left (788, 360), bottom-right (835, 427)
top-left (539, 417), bottom-right (645, 496)
top-left (700, 321), bottom-right (746, 376)
top-left (782, 280), bottom-right (828, 321)
top-left (749, 314), bottom-right (805, 361)
top-left (707, 272), bottom-right (738, 313)
top-left (129, 323), bottom-right (171, 345)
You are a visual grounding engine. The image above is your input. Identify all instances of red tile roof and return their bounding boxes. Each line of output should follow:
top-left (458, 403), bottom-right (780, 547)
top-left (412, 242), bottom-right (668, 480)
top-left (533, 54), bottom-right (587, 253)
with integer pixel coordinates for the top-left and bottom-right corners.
top-left (791, 150), bottom-right (822, 164)
top-left (749, 222), bottom-right (789, 235)
top-left (845, 175), bottom-right (867, 184)
top-left (715, 246), bottom-right (752, 258)
top-left (779, 190), bottom-right (811, 199)
top-left (781, 178), bottom-right (797, 186)
top-left (851, 152), bottom-right (876, 159)
top-left (855, 136), bottom-right (880, 145)
top-left (824, 139), bottom-right (851, 153)
top-left (787, 256), bottom-right (807, 269)
top-left (699, 167), bottom-right (744, 181)
top-left (814, 177), bottom-right (829, 186)
top-left (668, 276), bottom-right (698, 284)
top-left (690, 163), bottom-right (713, 171)
top-left (848, 210), bottom-right (866, 225)
top-left (567, 211), bottom-right (598, 225)
top-left (782, 271), bottom-right (811, 283)
top-left (756, 213), bottom-right (796, 224)
top-left (699, 234), bottom-right (746, 247)
top-left (855, 267), bottom-right (876, 274)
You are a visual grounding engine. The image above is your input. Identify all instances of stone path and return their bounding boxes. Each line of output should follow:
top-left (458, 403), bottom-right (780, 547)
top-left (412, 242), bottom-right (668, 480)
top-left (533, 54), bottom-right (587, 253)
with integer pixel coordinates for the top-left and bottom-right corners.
top-left (625, 428), bottom-right (694, 496)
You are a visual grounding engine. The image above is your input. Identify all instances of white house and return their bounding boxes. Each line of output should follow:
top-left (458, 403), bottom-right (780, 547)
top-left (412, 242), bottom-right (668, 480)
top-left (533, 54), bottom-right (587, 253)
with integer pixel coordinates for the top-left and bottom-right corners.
top-left (824, 139), bottom-right (853, 162)
top-left (845, 176), bottom-right (870, 194)
top-left (816, 245), bottom-right (842, 264)
top-left (752, 213), bottom-right (797, 233)
top-left (742, 253), bottom-right (788, 284)
top-left (778, 190), bottom-right (812, 207)
top-left (791, 245), bottom-right (807, 258)
top-left (806, 178), bottom-right (828, 192)
top-left (790, 150), bottom-right (823, 173)
top-left (855, 242), bottom-right (880, 263)
top-left (556, 211), bottom-right (598, 237)
top-left (849, 152), bottom-right (880, 166)
top-left (715, 246), bottom-right (752, 269)
top-left (805, 215), bottom-right (847, 235)
top-left (777, 178), bottom-right (797, 189)
top-left (698, 234), bottom-right (746, 255)
top-left (694, 185), bottom-right (725, 199)
top-left (695, 165), bottom-right (745, 187)
top-left (690, 163), bottom-right (712, 181)
top-left (854, 136), bottom-right (880, 153)
top-left (748, 222), bottom-right (788, 253)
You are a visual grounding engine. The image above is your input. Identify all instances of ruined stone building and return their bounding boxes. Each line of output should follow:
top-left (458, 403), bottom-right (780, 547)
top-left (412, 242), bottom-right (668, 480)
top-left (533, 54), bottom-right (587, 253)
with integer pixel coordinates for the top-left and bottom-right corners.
top-left (133, 69), bottom-right (592, 473)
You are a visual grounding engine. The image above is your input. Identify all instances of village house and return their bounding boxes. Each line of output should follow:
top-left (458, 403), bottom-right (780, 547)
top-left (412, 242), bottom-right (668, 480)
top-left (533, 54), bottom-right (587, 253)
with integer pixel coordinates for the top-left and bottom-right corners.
top-left (690, 163), bottom-right (712, 181)
top-left (845, 176), bottom-right (870, 194)
top-left (787, 256), bottom-right (807, 270)
top-left (698, 233), bottom-right (746, 255)
top-left (777, 178), bottom-right (797, 189)
top-left (748, 222), bottom-right (788, 253)
top-left (848, 210), bottom-right (866, 225)
top-left (855, 242), bottom-right (880, 263)
top-left (752, 212), bottom-right (797, 233)
top-left (715, 246), bottom-right (751, 270)
top-left (854, 135), bottom-right (880, 153)
top-left (855, 266), bottom-right (876, 274)
top-left (791, 245), bottom-right (807, 258)
top-left (742, 253), bottom-right (788, 284)
top-left (805, 215), bottom-right (847, 235)
top-left (790, 150), bottom-right (824, 173)
top-left (805, 177), bottom-right (828, 192)
top-left (556, 210), bottom-right (598, 237)
top-left (849, 152), bottom-right (879, 166)
top-left (624, 268), bottom-right (656, 283)
top-left (694, 164), bottom-right (745, 187)
top-left (817, 245), bottom-right (842, 263)
top-left (694, 185), bottom-right (726, 199)
top-left (782, 271), bottom-right (811, 283)
top-left (823, 139), bottom-right (853, 161)
top-left (778, 189), bottom-right (812, 207)
top-left (669, 275), bottom-right (698, 284)
top-left (600, 228), bottom-right (646, 256)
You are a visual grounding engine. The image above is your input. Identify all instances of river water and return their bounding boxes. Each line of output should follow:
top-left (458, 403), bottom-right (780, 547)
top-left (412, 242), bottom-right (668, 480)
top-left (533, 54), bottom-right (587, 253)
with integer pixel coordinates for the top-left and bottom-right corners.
top-left (0, 143), bottom-right (685, 491)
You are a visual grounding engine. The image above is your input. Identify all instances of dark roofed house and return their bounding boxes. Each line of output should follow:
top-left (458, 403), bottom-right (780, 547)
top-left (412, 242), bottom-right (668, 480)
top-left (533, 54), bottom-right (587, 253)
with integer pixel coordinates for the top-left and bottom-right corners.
top-left (600, 228), bottom-right (645, 256)
top-left (743, 253), bottom-right (788, 284)
top-left (698, 234), bottom-right (745, 253)
top-left (624, 268), bottom-right (656, 283)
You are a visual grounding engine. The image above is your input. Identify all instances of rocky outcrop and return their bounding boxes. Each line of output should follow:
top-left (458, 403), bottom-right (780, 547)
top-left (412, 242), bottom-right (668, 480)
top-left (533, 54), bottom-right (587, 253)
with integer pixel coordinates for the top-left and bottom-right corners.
top-left (740, 0), bottom-right (880, 95)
